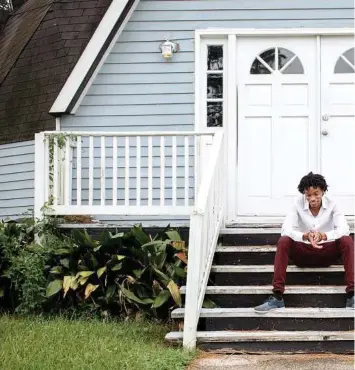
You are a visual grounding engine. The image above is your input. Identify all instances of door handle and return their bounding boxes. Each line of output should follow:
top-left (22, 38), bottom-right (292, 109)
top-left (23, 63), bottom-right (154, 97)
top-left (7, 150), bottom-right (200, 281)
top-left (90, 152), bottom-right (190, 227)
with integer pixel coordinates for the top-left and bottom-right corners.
top-left (321, 129), bottom-right (329, 136)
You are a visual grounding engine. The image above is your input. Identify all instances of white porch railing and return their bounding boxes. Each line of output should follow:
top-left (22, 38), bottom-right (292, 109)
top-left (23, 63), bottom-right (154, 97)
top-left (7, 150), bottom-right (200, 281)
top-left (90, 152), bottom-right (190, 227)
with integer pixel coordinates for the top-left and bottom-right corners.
top-left (35, 130), bottom-right (225, 350)
top-left (34, 131), bottom-right (215, 219)
top-left (183, 131), bottom-right (225, 349)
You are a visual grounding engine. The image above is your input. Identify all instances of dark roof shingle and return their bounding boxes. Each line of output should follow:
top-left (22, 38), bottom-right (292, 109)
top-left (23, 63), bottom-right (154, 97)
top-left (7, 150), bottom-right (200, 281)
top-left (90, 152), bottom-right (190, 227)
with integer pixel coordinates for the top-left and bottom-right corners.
top-left (0, 0), bottom-right (112, 144)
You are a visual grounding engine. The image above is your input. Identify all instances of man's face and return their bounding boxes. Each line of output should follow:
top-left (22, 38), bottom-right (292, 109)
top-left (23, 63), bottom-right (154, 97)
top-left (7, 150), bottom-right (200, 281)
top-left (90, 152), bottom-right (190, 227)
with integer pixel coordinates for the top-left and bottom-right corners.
top-left (305, 186), bottom-right (324, 209)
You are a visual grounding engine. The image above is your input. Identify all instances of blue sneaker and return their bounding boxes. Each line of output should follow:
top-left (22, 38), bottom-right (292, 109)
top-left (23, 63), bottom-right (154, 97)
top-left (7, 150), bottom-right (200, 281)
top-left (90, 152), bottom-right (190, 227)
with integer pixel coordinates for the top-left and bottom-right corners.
top-left (254, 296), bottom-right (285, 313)
top-left (346, 296), bottom-right (354, 310)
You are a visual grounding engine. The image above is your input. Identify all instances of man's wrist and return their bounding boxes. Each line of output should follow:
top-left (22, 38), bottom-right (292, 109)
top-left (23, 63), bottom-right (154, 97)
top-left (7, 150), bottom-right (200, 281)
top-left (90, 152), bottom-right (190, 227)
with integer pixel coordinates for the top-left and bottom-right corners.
top-left (321, 232), bottom-right (327, 241)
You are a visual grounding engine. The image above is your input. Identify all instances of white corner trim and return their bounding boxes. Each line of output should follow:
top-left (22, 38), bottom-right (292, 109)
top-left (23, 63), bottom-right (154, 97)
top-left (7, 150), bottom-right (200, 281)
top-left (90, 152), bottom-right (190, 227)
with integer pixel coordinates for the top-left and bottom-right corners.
top-left (71, 0), bottom-right (140, 114)
top-left (55, 117), bottom-right (60, 130)
top-left (196, 28), bottom-right (355, 37)
top-left (49, 0), bottom-right (140, 114)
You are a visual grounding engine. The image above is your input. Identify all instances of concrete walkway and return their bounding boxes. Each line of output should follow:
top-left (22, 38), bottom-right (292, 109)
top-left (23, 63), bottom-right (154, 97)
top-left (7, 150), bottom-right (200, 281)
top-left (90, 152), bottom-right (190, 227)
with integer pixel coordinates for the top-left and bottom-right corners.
top-left (187, 354), bottom-right (354, 370)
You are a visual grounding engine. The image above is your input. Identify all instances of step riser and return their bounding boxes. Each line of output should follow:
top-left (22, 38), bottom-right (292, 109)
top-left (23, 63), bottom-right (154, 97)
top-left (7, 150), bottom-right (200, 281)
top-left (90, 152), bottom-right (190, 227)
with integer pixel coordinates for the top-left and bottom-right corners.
top-left (211, 272), bottom-right (346, 286)
top-left (206, 294), bottom-right (348, 308)
top-left (220, 234), bottom-right (281, 246)
top-left (198, 341), bottom-right (354, 354)
top-left (214, 253), bottom-right (342, 266)
top-left (205, 318), bottom-right (354, 332)
top-left (219, 234), bottom-right (354, 246)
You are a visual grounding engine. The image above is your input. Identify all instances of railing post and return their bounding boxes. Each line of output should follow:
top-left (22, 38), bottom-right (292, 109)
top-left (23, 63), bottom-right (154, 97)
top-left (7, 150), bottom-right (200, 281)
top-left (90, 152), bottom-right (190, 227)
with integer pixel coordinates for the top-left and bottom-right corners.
top-left (183, 213), bottom-right (203, 350)
top-left (34, 132), bottom-right (46, 220)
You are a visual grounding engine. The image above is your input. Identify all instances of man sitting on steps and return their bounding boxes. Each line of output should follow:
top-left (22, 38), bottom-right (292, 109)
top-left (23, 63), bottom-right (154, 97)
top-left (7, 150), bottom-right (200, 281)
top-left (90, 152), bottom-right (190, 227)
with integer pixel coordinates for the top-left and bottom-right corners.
top-left (254, 172), bottom-right (354, 313)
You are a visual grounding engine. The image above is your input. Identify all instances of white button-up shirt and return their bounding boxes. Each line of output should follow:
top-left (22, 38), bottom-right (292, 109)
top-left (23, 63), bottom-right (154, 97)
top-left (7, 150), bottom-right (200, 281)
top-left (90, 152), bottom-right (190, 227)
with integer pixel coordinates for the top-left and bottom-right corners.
top-left (281, 195), bottom-right (350, 243)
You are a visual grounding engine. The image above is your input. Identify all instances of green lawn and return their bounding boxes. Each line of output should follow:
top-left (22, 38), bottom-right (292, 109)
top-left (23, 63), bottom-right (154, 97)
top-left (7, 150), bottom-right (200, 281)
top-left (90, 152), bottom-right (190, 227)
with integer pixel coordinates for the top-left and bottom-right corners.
top-left (0, 316), bottom-right (195, 370)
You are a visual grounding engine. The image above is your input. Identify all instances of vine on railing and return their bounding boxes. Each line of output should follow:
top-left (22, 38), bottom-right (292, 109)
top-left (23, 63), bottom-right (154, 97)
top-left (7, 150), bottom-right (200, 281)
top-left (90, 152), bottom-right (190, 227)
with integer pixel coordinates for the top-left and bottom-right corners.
top-left (44, 133), bottom-right (78, 208)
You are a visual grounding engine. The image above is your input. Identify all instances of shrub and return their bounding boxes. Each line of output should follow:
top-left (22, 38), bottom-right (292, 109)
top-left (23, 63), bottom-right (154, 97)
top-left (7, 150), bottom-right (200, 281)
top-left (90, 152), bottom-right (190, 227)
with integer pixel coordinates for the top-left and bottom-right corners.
top-left (0, 218), bottom-right (59, 313)
top-left (0, 219), bottom-right (188, 319)
top-left (46, 225), bottom-right (187, 319)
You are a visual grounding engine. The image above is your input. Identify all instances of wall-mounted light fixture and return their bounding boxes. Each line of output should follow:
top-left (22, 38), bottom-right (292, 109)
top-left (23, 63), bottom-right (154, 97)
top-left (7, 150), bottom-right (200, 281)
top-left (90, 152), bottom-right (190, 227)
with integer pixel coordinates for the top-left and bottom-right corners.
top-left (159, 40), bottom-right (180, 59)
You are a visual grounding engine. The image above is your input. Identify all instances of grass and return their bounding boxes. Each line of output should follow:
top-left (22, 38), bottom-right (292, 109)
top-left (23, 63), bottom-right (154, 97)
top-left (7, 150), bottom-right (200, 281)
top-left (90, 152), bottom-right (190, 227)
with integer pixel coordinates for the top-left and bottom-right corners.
top-left (0, 315), bottom-right (195, 370)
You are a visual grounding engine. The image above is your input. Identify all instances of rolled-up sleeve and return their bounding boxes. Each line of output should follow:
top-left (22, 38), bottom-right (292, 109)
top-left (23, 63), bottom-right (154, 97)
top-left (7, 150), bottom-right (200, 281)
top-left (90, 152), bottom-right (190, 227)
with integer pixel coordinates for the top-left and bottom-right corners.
top-left (325, 204), bottom-right (350, 241)
top-left (281, 205), bottom-right (303, 242)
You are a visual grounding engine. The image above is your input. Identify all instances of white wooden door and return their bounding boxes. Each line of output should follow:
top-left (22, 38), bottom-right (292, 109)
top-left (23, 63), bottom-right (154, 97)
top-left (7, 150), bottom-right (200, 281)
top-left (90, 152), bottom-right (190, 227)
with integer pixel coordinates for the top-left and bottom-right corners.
top-left (320, 36), bottom-right (355, 216)
top-left (236, 37), bottom-right (317, 216)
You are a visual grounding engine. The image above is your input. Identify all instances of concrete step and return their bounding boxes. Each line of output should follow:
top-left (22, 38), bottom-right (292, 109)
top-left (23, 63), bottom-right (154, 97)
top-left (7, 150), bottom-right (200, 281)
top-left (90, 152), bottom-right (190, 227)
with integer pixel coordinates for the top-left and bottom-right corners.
top-left (180, 285), bottom-right (345, 295)
top-left (172, 308), bottom-right (354, 332)
top-left (211, 265), bottom-right (344, 273)
top-left (181, 285), bottom-right (348, 307)
top-left (165, 330), bottom-right (354, 343)
top-left (165, 330), bottom-right (354, 353)
top-left (216, 245), bottom-right (277, 252)
top-left (171, 307), bottom-right (354, 319)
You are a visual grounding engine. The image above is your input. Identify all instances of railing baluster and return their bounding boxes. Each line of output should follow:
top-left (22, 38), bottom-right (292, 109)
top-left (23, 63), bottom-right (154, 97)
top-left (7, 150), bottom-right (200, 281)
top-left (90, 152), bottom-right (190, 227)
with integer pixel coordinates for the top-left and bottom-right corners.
top-left (136, 136), bottom-right (141, 206)
top-left (53, 137), bottom-right (58, 206)
top-left (160, 136), bottom-right (165, 206)
top-left (89, 136), bottom-right (94, 206)
top-left (148, 136), bottom-right (153, 207)
top-left (172, 135), bottom-right (177, 206)
top-left (64, 138), bottom-right (71, 206)
top-left (76, 136), bottom-right (81, 206)
top-left (125, 136), bottom-right (129, 206)
top-left (184, 136), bottom-right (189, 207)
top-left (100, 136), bottom-right (106, 206)
top-left (112, 136), bottom-right (117, 206)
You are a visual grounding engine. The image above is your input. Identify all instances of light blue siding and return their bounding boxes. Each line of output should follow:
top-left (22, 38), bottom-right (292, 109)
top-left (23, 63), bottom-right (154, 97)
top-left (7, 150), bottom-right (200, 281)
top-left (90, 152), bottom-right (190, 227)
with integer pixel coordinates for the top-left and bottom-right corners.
top-left (60, 0), bottom-right (353, 226)
top-left (61, 0), bottom-right (354, 132)
top-left (0, 141), bottom-right (34, 220)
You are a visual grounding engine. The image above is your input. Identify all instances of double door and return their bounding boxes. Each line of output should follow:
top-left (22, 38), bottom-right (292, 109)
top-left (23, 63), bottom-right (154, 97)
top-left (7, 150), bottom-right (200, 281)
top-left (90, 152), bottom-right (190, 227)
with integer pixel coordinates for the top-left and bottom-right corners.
top-left (236, 36), bottom-right (355, 216)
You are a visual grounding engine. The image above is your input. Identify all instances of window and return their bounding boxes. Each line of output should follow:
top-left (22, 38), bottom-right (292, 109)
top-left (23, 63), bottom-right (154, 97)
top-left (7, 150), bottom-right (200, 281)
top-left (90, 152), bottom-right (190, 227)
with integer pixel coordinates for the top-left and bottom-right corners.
top-left (206, 45), bottom-right (224, 127)
top-left (334, 48), bottom-right (355, 74)
top-left (250, 47), bottom-right (304, 75)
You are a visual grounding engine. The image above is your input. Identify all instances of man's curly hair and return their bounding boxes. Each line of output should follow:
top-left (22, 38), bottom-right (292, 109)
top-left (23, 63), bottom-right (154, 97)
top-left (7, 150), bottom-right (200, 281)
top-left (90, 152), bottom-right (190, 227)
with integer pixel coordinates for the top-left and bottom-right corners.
top-left (298, 172), bottom-right (328, 193)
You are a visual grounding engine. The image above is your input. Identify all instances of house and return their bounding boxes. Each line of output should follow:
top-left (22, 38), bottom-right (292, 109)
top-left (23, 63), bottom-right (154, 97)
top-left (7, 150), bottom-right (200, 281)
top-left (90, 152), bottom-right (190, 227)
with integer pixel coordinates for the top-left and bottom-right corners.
top-left (0, 0), bottom-right (354, 351)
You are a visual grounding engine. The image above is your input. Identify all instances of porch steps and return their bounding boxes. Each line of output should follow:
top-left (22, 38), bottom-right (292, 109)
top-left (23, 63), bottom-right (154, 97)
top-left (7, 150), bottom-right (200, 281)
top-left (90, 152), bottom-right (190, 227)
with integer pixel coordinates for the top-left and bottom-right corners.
top-left (165, 231), bottom-right (354, 353)
top-left (211, 265), bottom-right (344, 272)
top-left (171, 307), bottom-right (354, 318)
top-left (165, 330), bottom-right (354, 342)
top-left (180, 285), bottom-right (346, 294)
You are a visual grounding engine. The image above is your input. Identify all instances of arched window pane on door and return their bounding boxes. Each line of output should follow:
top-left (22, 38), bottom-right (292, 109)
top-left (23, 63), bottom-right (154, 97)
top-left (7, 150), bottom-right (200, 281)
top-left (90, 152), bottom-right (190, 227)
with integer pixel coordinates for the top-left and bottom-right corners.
top-left (250, 47), bottom-right (304, 75)
top-left (334, 48), bottom-right (355, 74)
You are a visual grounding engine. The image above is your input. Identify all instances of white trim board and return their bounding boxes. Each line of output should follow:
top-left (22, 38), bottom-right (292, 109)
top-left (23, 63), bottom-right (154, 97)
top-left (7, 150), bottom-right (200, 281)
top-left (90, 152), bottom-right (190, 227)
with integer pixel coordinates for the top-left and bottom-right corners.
top-left (50, 0), bottom-right (140, 114)
top-left (197, 28), bottom-right (355, 37)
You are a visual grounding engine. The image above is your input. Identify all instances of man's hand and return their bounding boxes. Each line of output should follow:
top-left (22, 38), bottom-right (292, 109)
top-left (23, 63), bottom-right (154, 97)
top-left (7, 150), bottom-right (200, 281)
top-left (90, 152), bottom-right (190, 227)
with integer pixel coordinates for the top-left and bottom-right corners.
top-left (309, 233), bottom-right (323, 249)
top-left (303, 231), bottom-right (324, 249)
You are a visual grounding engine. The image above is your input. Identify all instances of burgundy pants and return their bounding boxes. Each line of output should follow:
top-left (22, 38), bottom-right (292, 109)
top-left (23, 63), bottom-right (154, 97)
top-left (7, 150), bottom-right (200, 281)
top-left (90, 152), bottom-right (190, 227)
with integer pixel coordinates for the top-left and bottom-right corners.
top-left (273, 236), bottom-right (354, 294)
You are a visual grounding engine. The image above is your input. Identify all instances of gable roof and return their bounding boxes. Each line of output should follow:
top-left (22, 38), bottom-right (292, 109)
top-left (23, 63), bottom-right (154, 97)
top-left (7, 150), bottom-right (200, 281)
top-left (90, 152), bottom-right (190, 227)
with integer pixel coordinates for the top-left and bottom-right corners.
top-left (0, 0), bottom-right (113, 144)
top-left (50, 0), bottom-right (138, 114)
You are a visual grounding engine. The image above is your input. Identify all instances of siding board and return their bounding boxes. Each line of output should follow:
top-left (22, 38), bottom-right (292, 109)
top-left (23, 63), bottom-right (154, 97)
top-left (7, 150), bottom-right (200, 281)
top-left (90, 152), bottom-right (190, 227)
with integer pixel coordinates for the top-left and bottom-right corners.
top-left (75, 103), bottom-right (194, 116)
top-left (106, 52), bottom-right (194, 64)
top-left (131, 9), bottom-right (352, 22)
top-left (0, 141), bottom-right (34, 219)
top-left (82, 93), bottom-right (194, 106)
top-left (89, 83), bottom-right (193, 95)
top-left (94, 72), bottom-right (193, 85)
top-left (125, 19), bottom-right (353, 31)
top-left (138, 0), bottom-right (352, 11)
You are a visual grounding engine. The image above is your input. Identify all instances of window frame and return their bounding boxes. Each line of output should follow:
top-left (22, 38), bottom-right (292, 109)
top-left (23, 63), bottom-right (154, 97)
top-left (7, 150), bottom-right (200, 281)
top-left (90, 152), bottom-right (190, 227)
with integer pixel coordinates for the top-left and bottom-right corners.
top-left (198, 38), bottom-right (228, 130)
